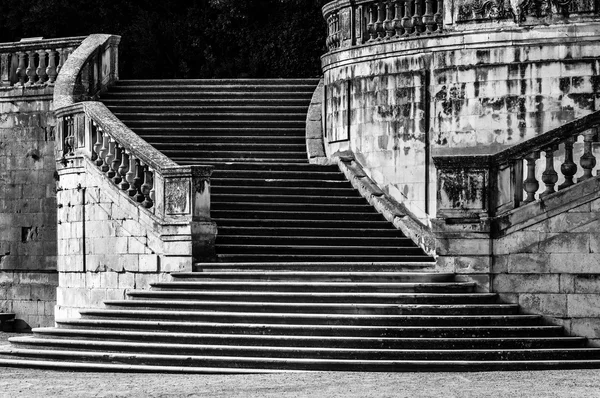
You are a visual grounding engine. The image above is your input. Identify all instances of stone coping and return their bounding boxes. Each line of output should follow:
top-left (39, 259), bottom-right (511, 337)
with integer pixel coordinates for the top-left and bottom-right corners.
top-left (0, 36), bottom-right (85, 52)
top-left (333, 150), bottom-right (437, 257)
top-left (53, 34), bottom-right (121, 109)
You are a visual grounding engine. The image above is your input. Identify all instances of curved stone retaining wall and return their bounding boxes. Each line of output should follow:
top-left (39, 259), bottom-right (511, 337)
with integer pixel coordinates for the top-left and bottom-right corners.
top-left (322, 22), bottom-right (600, 223)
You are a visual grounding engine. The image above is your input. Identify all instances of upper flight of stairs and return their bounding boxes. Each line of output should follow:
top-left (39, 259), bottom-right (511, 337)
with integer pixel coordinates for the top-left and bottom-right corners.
top-left (1, 79), bottom-right (599, 373)
top-left (100, 78), bottom-right (431, 263)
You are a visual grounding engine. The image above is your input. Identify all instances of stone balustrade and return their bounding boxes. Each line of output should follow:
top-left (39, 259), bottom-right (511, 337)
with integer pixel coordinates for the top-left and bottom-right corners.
top-left (323, 0), bottom-right (443, 51)
top-left (433, 110), bottom-right (600, 220)
top-left (51, 34), bottom-right (217, 319)
top-left (0, 37), bottom-right (84, 87)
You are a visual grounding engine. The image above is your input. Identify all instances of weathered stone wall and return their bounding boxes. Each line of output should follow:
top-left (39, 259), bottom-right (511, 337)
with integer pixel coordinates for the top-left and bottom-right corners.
top-left (55, 157), bottom-right (190, 319)
top-left (322, 23), bottom-right (600, 223)
top-left (0, 87), bottom-right (58, 330)
top-left (490, 177), bottom-right (600, 346)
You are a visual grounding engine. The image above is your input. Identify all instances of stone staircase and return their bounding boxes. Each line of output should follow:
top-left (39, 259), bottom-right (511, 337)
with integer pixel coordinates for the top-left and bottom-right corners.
top-left (1, 79), bottom-right (600, 372)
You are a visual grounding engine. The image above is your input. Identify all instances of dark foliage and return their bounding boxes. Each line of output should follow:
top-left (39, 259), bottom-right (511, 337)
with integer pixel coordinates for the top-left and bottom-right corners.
top-left (0, 0), bottom-right (327, 78)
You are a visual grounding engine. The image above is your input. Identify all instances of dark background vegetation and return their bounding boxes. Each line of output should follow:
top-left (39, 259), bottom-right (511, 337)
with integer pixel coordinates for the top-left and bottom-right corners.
top-left (0, 0), bottom-right (327, 78)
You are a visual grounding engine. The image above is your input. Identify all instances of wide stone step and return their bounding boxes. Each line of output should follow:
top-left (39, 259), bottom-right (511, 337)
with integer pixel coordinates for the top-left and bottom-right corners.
top-left (78, 310), bottom-right (541, 327)
top-left (159, 150), bottom-right (307, 160)
top-left (30, 328), bottom-right (574, 348)
top-left (211, 178), bottom-right (352, 188)
top-left (212, 211), bottom-right (383, 222)
top-left (215, 245), bottom-right (425, 257)
top-left (193, 262), bottom-right (434, 272)
top-left (170, 271), bottom-right (453, 282)
top-left (132, 126), bottom-right (307, 137)
top-left (124, 119), bottom-right (306, 128)
top-left (201, 162), bottom-right (339, 172)
top-left (9, 338), bottom-right (600, 362)
top-left (214, 235), bottom-right (412, 246)
top-left (112, 112), bottom-right (308, 121)
top-left (54, 319), bottom-right (565, 338)
top-left (107, 300), bottom-right (515, 314)
top-left (212, 195), bottom-right (367, 206)
top-left (149, 281), bottom-right (474, 293)
top-left (155, 143), bottom-right (307, 153)
top-left (105, 105), bottom-right (310, 114)
top-left (211, 170), bottom-right (346, 180)
top-left (144, 135), bottom-right (306, 144)
top-left (101, 98), bottom-right (312, 106)
top-left (216, 254), bottom-right (434, 262)
top-left (176, 157), bottom-right (311, 164)
top-left (101, 88), bottom-right (314, 101)
top-left (211, 185), bottom-right (358, 196)
top-left (109, 84), bottom-right (318, 93)
top-left (124, 291), bottom-right (497, 305)
top-left (115, 78), bottom-right (321, 86)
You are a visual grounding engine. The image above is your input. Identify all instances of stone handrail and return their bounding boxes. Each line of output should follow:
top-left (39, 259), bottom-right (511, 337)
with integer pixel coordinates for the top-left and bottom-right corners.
top-left (322, 0), bottom-right (443, 51)
top-left (53, 34), bottom-right (216, 262)
top-left (433, 110), bottom-right (600, 220)
top-left (0, 36), bottom-right (85, 87)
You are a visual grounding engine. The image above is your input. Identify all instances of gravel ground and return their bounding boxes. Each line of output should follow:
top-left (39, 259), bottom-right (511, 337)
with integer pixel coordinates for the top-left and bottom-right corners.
top-left (2, 333), bottom-right (600, 398)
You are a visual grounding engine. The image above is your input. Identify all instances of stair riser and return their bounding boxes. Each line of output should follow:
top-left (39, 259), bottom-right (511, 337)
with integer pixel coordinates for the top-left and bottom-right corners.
top-left (79, 314), bottom-right (541, 327)
top-left (215, 255), bottom-right (433, 262)
top-left (114, 113), bottom-right (308, 121)
top-left (169, 273), bottom-right (454, 283)
top-left (13, 342), bottom-right (598, 362)
top-left (109, 85), bottom-right (319, 93)
top-left (102, 92), bottom-right (314, 100)
top-left (107, 303), bottom-right (516, 315)
top-left (212, 228), bottom-right (405, 238)
top-left (135, 128), bottom-right (307, 137)
top-left (125, 294), bottom-right (490, 305)
top-left (55, 323), bottom-right (564, 338)
top-left (150, 284), bottom-right (473, 294)
top-left (32, 332), bottom-right (580, 349)
top-left (7, 351), bottom-right (600, 371)
top-left (210, 180), bottom-right (354, 189)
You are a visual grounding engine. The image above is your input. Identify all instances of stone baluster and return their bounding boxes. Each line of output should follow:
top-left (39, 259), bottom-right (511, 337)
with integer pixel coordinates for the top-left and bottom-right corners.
top-left (333, 14), bottom-right (341, 48)
top-left (99, 134), bottom-right (110, 172)
top-left (540, 145), bottom-right (559, 198)
top-left (423, 0), bottom-right (435, 33)
top-left (111, 143), bottom-right (123, 184)
top-left (326, 15), bottom-right (332, 50)
top-left (118, 150), bottom-right (130, 191)
top-left (64, 116), bottom-right (75, 156)
top-left (412, 0), bottom-right (424, 35)
top-left (558, 136), bottom-right (577, 190)
top-left (384, 1), bottom-right (395, 39)
top-left (126, 154), bottom-right (138, 197)
top-left (367, 5), bottom-right (378, 42)
top-left (105, 138), bottom-right (116, 177)
top-left (93, 125), bottom-right (104, 166)
top-left (578, 129), bottom-right (597, 182)
top-left (393, 0), bottom-right (404, 37)
top-left (16, 52), bottom-right (26, 85)
top-left (402, 0), bottom-right (414, 35)
top-left (56, 48), bottom-right (65, 74)
top-left (36, 49), bottom-right (48, 83)
top-left (141, 164), bottom-right (154, 209)
top-left (434, 0), bottom-right (443, 29)
top-left (375, 2), bottom-right (386, 40)
top-left (132, 159), bottom-right (145, 202)
top-left (25, 50), bottom-right (36, 85)
top-left (46, 49), bottom-right (58, 84)
top-left (523, 152), bottom-right (540, 203)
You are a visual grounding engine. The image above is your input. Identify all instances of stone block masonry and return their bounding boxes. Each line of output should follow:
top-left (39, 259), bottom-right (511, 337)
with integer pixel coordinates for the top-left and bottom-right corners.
top-left (0, 86), bottom-right (58, 330)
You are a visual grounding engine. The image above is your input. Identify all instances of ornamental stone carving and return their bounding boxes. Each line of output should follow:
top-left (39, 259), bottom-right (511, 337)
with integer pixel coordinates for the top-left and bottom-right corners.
top-left (457, 0), bottom-right (579, 23)
top-left (165, 178), bottom-right (190, 215)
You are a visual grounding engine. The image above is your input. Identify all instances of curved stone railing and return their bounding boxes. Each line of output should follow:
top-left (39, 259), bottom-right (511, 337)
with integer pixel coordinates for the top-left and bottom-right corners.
top-left (0, 36), bottom-right (84, 87)
top-left (322, 0), bottom-right (443, 51)
top-left (433, 110), bottom-right (600, 220)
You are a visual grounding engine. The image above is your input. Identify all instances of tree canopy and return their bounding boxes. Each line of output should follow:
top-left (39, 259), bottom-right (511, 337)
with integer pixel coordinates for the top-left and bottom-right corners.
top-left (0, 0), bottom-right (327, 78)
